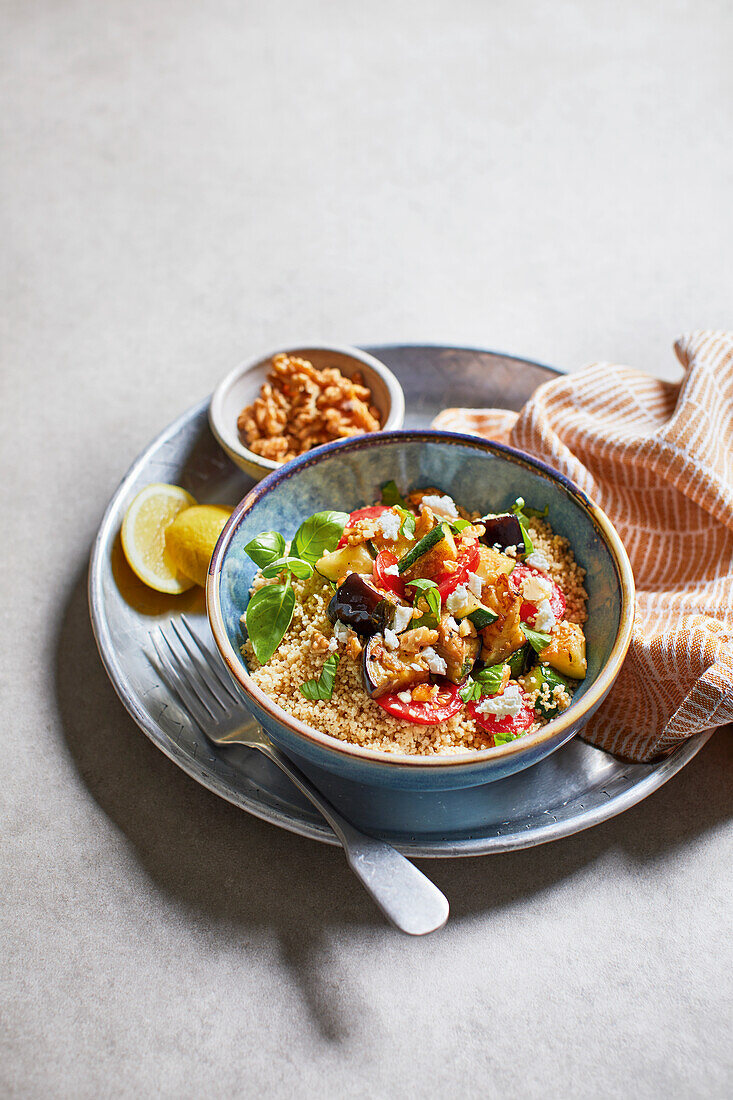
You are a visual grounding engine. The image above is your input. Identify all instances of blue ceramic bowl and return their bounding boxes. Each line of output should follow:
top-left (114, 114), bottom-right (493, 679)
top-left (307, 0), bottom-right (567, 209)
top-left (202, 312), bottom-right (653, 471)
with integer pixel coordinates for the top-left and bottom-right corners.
top-left (207, 431), bottom-right (634, 815)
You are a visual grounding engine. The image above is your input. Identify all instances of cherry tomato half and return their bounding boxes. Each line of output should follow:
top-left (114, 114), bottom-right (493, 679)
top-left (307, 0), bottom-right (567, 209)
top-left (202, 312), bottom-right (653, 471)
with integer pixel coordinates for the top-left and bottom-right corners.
top-left (337, 505), bottom-right (392, 548)
top-left (508, 563), bottom-right (566, 626)
top-left (373, 549), bottom-right (406, 598)
top-left (376, 681), bottom-right (463, 725)
top-left (435, 539), bottom-right (480, 602)
top-left (468, 692), bottom-right (536, 741)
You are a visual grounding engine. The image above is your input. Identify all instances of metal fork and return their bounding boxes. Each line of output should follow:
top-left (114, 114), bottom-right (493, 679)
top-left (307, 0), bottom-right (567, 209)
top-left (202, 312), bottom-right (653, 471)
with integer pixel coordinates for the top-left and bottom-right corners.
top-left (147, 616), bottom-right (449, 936)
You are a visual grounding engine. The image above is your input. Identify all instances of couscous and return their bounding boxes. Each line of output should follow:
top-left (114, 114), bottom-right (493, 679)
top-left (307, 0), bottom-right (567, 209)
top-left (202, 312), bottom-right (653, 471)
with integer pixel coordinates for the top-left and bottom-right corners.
top-left (241, 483), bottom-right (587, 755)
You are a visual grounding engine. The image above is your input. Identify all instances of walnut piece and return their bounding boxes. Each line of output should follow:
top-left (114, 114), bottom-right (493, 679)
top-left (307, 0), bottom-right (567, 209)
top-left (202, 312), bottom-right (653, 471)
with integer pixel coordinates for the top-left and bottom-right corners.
top-left (237, 353), bottom-right (382, 463)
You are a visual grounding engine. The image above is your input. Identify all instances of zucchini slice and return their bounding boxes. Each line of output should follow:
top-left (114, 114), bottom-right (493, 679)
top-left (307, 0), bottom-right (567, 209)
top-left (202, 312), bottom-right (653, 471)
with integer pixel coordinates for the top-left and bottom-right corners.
top-left (507, 644), bottom-right (532, 678)
top-left (467, 606), bottom-right (499, 630)
top-left (315, 543), bottom-right (374, 582)
top-left (539, 621), bottom-right (587, 680)
top-left (396, 524), bottom-right (446, 574)
top-left (523, 664), bottom-right (572, 719)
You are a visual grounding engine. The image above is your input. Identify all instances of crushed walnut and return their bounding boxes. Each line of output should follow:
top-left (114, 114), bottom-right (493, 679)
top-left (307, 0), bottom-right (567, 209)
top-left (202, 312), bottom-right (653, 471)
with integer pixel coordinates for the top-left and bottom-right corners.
top-left (237, 353), bottom-right (382, 462)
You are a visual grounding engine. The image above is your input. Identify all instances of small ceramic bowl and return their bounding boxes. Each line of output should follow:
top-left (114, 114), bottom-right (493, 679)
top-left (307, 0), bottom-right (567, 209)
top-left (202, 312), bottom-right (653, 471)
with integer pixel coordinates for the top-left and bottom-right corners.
top-left (206, 432), bottom-right (635, 827)
top-left (208, 343), bottom-right (405, 480)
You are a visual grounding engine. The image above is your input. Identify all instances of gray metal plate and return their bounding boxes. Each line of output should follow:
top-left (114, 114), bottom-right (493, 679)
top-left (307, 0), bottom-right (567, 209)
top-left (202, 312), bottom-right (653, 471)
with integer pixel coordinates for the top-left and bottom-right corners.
top-left (88, 345), bottom-right (712, 857)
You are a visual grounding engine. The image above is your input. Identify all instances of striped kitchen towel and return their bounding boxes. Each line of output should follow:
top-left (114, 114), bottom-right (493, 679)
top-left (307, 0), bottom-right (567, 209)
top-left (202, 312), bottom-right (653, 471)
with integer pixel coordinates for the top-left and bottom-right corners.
top-left (433, 331), bottom-right (733, 762)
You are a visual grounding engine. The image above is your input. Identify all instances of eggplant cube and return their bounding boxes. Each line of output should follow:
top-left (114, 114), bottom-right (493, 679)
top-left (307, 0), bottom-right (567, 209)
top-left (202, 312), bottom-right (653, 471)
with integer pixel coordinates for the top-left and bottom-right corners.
top-left (480, 513), bottom-right (524, 554)
top-left (362, 635), bottom-right (430, 698)
top-left (327, 574), bottom-right (394, 637)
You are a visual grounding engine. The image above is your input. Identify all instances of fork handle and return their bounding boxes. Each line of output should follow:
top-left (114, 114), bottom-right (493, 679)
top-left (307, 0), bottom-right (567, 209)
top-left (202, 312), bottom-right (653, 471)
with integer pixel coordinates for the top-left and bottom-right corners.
top-left (249, 742), bottom-right (449, 936)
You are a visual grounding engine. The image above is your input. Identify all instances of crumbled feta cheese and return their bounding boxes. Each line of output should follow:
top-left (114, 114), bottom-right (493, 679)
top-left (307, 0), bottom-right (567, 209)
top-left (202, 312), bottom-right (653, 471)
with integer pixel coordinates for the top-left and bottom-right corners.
top-left (383, 563), bottom-right (400, 577)
top-left (474, 682), bottom-right (524, 719)
top-left (444, 616), bottom-right (459, 633)
top-left (525, 550), bottom-right (551, 572)
top-left (326, 637), bottom-right (338, 653)
top-left (467, 572), bottom-right (483, 598)
top-left (422, 646), bottom-right (447, 675)
top-left (533, 598), bottom-right (556, 633)
top-left (521, 572), bottom-right (554, 604)
top-left (397, 691), bottom-right (413, 704)
top-left (419, 494), bottom-right (459, 520)
top-left (333, 620), bottom-right (350, 644)
top-left (378, 510), bottom-right (401, 541)
top-left (445, 585), bottom-right (470, 614)
top-left (384, 628), bottom-right (399, 650)
top-left (392, 605), bottom-right (414, 633)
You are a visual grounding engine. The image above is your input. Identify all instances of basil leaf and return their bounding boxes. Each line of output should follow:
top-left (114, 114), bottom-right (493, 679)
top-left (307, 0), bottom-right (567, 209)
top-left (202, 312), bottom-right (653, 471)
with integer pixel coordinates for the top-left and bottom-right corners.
top-left (510, 497), bottom-right (546, 553)
top-left (245, 582), bottom-right (296, 664)
top-left (511, 497), bottom-right (549, 521)
top-left (380, 480), bottom-right (407, 508)
top-left (493, 729), bottom-right (518, 746)
top-left (261, 556), bottom-right (314, 580)
top-left (521, 625), bottom-right (552, 653)
top-left (426, 586), bottom-right (441, 621)
top-left (406, 577), bottom-right (438, 594)
top-left (395, 507), bottom-right (416, 540)
top-left (449, 518), bottom-right (472, 533)
top-left (406, 577), bottom-right (441, 630)
top-left (300, 654), bottom-right (340, 701)
top-left (244, 530), bottom-right (286, 568)
top-left (459, 678), bottom-right (481, 703)
top-left (291, 511), bottom-right (349, 565)
top-left (475, 663), bottom-right (507, 695)
top-left (517, 518), bottom-right (533, 556)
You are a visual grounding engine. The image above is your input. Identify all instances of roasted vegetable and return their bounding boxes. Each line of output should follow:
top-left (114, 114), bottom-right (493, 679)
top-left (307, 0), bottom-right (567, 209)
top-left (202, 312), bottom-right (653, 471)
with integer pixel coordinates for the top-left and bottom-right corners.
top-left (479, 574), bottom-right (526, 665)
top-left (468, 606), bottom-right (499, 630)
top-left (316, 543), bottom-right (374, 582)
top-left (474, 544), bottom-right (515, 588)
top-left (507, 644), bottom-right (532, 678)
top-left (362, 634), bottom-right (430, 698)
top-left (444, 586), bottom-right (482, 618)
top-left (538, 621), bottom-right (587, 679)
top-left (523, 664), bottom-right (572, 718)
top-left (397, 524), bottom-right (450, 575)
top-left (327, 574), bottom-right (395, 636)
top-left (436, 617), bottom-right (481, 684)
top-left (480, 513), bottom-right (524, 553)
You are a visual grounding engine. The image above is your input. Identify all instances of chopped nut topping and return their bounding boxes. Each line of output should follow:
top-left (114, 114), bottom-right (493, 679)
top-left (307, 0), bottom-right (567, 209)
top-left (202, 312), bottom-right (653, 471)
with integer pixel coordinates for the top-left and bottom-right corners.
top-left (237, 353), bottom-right (382, 462)
top-left (312, 631), bottom-right (332, 653)
top-left (411, 683), bottom-right (438, 703)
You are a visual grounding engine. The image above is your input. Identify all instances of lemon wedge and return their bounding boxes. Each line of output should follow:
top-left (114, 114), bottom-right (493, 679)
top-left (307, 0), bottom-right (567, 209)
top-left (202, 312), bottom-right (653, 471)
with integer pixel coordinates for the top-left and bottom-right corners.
top-left (164, 505), bottom-right (233, 588)
top-left (121, 483), bottom-right (198, 594)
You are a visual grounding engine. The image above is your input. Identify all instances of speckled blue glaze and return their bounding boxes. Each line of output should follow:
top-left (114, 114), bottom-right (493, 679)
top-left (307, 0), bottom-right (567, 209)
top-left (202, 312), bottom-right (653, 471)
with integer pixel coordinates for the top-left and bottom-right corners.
top-left (208, 432), bottom-right (634, 825)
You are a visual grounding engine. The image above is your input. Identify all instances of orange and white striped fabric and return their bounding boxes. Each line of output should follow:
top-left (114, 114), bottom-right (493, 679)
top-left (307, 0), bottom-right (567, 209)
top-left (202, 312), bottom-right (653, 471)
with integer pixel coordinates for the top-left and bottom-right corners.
top-left (433, 331), bottom-right (733, 762)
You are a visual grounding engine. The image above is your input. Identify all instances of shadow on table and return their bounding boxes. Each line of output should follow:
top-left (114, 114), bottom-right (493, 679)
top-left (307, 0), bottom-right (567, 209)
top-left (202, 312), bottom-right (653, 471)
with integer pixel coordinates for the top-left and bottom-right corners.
top-left (55, 562), bottom-right (732, 1040)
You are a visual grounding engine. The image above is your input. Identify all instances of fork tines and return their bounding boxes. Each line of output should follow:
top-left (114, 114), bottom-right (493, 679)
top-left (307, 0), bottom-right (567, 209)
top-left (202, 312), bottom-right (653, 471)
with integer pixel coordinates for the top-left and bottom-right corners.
top-left (148, 615), bottom-right (239, 730)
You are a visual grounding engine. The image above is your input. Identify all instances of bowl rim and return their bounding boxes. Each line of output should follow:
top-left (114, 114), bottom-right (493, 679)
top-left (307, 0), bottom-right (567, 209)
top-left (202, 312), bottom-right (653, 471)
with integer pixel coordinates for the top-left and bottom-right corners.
top-left (208, 343), bottom-right (406, 473)
top-left (206, 429), bottom-right (635, 769)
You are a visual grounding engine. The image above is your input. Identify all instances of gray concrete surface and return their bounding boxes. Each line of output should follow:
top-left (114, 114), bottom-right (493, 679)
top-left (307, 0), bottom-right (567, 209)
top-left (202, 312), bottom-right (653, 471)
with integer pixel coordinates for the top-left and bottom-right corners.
top-left (2, 1), bottom-right (731, 1097)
